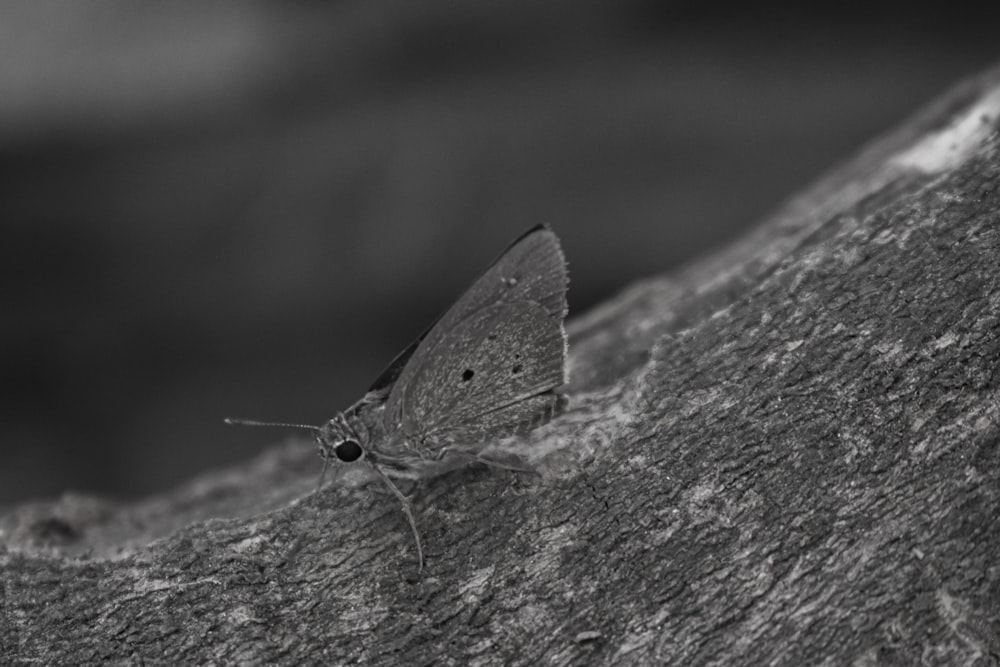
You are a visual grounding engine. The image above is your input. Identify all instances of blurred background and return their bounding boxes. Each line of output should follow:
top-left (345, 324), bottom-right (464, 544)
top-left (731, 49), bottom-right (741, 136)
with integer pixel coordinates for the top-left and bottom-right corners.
top-left (1, 2), bottom-right (997, 507)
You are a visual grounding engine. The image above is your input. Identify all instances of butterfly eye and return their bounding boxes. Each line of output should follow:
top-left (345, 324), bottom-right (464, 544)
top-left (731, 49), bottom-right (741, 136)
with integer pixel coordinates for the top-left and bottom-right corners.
top-left (334, 440), bottom-right (363, 462)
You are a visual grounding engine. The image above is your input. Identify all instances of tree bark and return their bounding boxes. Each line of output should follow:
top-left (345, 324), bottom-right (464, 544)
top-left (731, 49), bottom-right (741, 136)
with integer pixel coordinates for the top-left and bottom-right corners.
top-left (4, 63), bottom-right (1000, 666)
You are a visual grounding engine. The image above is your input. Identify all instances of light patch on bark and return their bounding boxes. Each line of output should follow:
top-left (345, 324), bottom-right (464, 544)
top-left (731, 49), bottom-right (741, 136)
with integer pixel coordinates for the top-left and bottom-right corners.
top-left (892, 88), bottom-right (1000, 173)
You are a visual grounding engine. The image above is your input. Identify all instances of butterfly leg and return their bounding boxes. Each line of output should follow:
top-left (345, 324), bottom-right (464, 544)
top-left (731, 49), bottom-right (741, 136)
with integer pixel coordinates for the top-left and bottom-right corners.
top-left (314, 456), bottom-right (346, 494)
top-left (448, 448), bottom-right (540, 476)
top-left (368, 462), bottom-right (425, 572)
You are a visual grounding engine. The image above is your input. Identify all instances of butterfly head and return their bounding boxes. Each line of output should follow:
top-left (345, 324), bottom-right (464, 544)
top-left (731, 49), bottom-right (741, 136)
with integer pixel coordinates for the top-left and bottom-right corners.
top-left (316, 414), bottom-right (367, 464)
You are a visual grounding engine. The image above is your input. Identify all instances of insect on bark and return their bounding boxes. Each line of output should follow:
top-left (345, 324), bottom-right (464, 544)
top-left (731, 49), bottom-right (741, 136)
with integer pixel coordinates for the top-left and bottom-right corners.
top-left (227, 225), bottom-right (569, 570)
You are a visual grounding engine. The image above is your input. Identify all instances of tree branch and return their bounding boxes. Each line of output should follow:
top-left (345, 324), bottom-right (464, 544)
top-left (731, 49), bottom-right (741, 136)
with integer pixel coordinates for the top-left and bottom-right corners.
top-left (4, 63), bottom-right (1000, 665)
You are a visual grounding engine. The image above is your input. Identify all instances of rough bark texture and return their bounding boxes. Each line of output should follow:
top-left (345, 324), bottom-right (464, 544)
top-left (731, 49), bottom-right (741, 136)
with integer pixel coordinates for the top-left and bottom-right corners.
top-left (4, 63), bottom-right (1000, 666)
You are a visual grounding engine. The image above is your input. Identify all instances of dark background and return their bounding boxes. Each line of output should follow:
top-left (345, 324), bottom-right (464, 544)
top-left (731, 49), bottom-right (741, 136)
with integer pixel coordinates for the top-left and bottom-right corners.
top-left (1, 2), bottom-right (997, 508)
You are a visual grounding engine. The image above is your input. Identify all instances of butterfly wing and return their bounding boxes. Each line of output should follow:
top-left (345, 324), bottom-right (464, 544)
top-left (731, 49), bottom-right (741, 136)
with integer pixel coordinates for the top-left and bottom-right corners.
top-left (382, 225), bottom-right (568, 448)
top-left (367, 336), bottom-right (423, 395)
top-left (367, 225), bottom-right (564, 395)
top-left (397, 301), bottom-right (565, 444)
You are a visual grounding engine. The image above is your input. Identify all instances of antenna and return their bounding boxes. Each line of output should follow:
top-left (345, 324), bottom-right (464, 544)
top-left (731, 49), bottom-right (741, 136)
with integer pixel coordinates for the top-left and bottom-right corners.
top-left (224, 418), bottom-right (320, 432)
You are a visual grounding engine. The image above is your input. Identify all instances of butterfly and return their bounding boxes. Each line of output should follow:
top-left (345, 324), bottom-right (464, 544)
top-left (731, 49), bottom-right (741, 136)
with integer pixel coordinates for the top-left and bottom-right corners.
top-left (228, 225), bottom-right (568, 570)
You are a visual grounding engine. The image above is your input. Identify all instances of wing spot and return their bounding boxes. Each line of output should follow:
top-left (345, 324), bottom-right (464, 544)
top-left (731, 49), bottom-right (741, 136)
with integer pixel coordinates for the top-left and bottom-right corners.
top-left (461, 369), bottom-right (475, 382)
